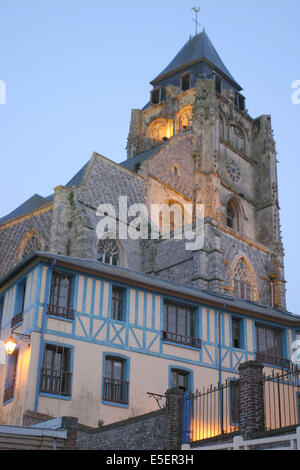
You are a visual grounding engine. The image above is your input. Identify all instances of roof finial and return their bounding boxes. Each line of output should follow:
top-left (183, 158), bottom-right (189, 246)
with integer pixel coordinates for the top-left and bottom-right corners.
top-left (191, 6), bottom-right (201, 36)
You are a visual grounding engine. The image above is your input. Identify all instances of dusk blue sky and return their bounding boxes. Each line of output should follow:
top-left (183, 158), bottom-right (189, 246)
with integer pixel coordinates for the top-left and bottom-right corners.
top-left (0, 1), bottom-right (299, 313)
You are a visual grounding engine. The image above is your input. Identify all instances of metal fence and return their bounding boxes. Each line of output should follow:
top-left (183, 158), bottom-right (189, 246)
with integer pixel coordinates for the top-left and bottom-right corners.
top-left (182, 366), bottom-right (300, 444)
top-left (264, 365), bottom-right (300, 431)
top-left (182, 379), bottom-right (240, 443)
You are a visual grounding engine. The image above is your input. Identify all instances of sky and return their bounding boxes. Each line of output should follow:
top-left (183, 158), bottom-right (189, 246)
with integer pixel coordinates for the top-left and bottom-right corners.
top-left (0, 0), bottom-right (299, 313)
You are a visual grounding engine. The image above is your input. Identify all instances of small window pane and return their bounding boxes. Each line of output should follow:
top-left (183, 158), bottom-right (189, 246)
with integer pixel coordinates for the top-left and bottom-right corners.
top-left (151, 88), bottom-right (160, 105)
top-left (181, 74), bottom-right (191, 91)
top-left (171, 369), bottom-right (189, 392)
top-left (111, 288), bottom-right (124, 321)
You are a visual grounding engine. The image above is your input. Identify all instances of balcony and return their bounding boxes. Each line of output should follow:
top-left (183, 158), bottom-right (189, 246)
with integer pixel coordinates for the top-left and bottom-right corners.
top-left (47, 304), bottom-right (75, 321)
top-left (256, 352), bottom-right (291, 370)
top-left (39, 367), bottom-right (72, 397)
top-left (103, 377), bottom-right (129, 404)
top-left (162, 330), bottom-right (202, 349)
top-left (11, 311), bottom-right (23, 329)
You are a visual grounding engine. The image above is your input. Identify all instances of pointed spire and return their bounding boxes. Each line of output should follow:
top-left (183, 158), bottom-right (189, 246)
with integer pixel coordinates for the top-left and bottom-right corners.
top-left (151, 30), bottom-right (241, 90)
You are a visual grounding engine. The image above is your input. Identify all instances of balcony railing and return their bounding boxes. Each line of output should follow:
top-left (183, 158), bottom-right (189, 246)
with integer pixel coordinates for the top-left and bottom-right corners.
top-left (162, 331), bottom-right (202, 349)
top-left (11, 311), bottom-right (23, 329)
top-left (47, 304), bottom-right (75, 321)
top-left (39, 367), bottom-right (72, 397)
top-left (256, 352), bottom-right (291, 369)
top-left (103, 377), bottom-right (129, 404)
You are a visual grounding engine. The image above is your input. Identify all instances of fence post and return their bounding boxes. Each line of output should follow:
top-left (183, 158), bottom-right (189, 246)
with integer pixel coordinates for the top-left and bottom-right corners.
top-left (61, 416), bottom-right (79, 449)
top-left (163, 388), bottom-right (185, 450)
top-left (297, 427), bottom-right (300, 450)
top-left (233, 435), bottom-right (244, 450)
top-left (238, 361), bottom-right (265, 438)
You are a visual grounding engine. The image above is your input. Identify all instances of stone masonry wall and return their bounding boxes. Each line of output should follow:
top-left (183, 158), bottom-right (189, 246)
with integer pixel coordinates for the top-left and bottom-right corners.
top-left (139, 133), bottom-right (195, 200)
top-left (0, 209), bottom-right (53, 277)
top-left (77, 409), bottom-right (165, 450)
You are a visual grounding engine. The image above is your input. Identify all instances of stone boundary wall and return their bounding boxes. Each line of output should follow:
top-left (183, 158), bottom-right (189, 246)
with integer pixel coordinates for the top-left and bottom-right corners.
top-left (77, 409), bottom-right (165, 450)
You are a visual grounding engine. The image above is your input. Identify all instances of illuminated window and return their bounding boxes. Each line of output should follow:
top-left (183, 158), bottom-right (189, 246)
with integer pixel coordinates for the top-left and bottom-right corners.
top-left (147, 118), bottom-right (174, 143)
top-left (177, 106), bottom-right (193, 134)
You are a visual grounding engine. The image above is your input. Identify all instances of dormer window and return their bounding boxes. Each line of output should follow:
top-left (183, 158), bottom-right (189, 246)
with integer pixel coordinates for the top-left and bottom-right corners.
top-left (215, 75), bottom-right (222, 94)
top-left (234, 92), bottom-right (245, 111)
top-left (151, 87), bottom-right (165, 105)
top-left (181, 73), bottom-right (191, 92)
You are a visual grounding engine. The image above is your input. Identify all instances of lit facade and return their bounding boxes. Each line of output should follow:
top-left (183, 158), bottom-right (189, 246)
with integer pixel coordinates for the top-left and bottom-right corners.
top-left (0, 253), bottom-right (299, 427)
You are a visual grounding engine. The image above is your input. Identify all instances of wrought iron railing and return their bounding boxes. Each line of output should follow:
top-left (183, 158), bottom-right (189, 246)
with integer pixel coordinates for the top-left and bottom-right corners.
top-left (11, 311), bottom-right (23, 329)
top-left (256, 352), bottom-right (291, 370)
top-left (162, 330), bottom-right (201, 349)
top-left (263, 365), bottom-right (300, 431)
top-left (47, 304), bottom-right (75, 321)
top-left (103, 377), bottom-right (129, 404)
top-left (182, 379), bottom-right (240, 444)
top-left (39, 367), bottom-right (72, 397)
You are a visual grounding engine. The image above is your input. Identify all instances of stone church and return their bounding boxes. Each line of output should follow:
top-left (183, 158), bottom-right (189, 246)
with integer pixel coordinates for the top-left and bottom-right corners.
top-left (0, 30), bottom-right (286, 311)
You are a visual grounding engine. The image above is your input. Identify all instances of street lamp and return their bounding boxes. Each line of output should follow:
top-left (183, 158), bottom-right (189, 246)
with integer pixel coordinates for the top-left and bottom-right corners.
top-left (4, 337), bottom-right (18, 355)
top-left (4, 333), bottom-right (31, 356)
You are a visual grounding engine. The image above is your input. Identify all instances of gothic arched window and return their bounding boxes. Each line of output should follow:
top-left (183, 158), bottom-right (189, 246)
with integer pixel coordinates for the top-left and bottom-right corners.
top-left (19, 232), bottom-right (43, 260)
top-left (233, 259), bottom-right (252, 301)
top-left (146, 118), bottom-right (174, 143)
top-left (177, 106), bottom-right (193, 134)
top-left (159, 201), bottom-right (184, 237)
top-left (226, 199), bottom-right (240, 231)
top-left (97, 238), bottom-right (119, 266)
top-left (219, 114), bottom-right (225, 140)
top-left (230, 125), bottom-right (246, 154)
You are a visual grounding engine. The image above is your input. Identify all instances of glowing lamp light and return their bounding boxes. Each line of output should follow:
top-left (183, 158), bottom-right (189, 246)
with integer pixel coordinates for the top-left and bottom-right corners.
top-left (5, 337), bottom-right (18, 356)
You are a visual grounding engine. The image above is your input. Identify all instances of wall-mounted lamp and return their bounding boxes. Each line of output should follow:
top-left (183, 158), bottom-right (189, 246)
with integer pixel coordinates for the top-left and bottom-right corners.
top-left (4, 333), bottom-right (31, 356)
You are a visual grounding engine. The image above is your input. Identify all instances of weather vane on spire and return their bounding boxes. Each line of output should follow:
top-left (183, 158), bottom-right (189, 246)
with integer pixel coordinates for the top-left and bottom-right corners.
top-left (192, 7), bottom-right (201, 36)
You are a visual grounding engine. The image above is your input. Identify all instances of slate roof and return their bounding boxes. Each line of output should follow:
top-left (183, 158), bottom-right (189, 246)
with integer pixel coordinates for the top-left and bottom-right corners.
top-left (0, 159), bottom-right (90, 225)
top-left (151, 30), bottom-right (241, 90)
top-left (0, 194), bottom-right (54, 225)
top-left (1, 251), bottom-right (299, 325)
top-left (65, 162), bottom-right (89, 188)
top-left (120, 145), bottom-right (164, 171)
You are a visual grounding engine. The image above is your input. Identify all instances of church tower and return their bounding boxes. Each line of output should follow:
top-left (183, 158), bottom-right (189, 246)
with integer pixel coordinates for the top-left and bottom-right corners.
top-left (127, 30), bottom-right (286, 309)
